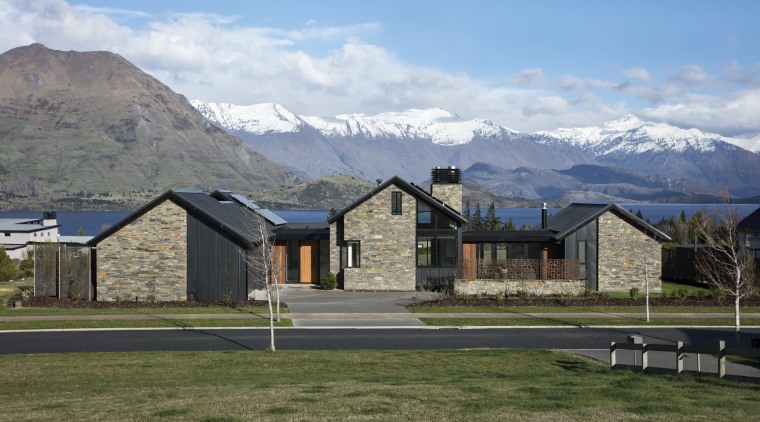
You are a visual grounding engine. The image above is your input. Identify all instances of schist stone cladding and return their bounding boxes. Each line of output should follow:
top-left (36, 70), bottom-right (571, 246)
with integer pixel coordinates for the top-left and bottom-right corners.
top-left (597, 212), bottom-right (663, 292)
top-left (96, 200), bottom-right (188, 301)
top-left (331, 185), bottom-right (417, 291)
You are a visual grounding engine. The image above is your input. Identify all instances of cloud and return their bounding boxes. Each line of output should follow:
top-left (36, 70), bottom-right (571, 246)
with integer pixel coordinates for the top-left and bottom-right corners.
top-left (672, 64), bottom-right (710, 86)
top-left (507, 68), bottom-right (545, 86)
top-left (622, 67), bottom-right (651, 81)
top-left (641, 89), bottom-right (760, 136)
top-left (0, 0), bottom-right (757, 136)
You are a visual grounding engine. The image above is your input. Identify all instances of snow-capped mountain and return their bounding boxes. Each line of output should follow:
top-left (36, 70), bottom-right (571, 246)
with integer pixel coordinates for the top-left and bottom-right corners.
top-left (532, 115), bottom-right (760, 197)
top-left (192, 101), bottom-right (589, 182)
top-left (728, 134), bottom-right (760, 154)
top-left (533, 114), bottom-right (733, 155)
top-left (192, 101), bottom-right (760, 199)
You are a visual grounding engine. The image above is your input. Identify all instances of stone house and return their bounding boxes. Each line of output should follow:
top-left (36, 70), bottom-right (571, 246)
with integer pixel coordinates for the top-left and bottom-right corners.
top-left (458, 203), bottom-right (671, 295)
top-left (328, 168), bottom-right (467, 291)
top-left (86, 189), bottom-right (317, 302)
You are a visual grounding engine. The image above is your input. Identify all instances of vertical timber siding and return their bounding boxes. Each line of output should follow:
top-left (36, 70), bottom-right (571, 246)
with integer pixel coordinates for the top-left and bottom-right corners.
top-left (97, 200), bottom-right (187, 301)
top-left (597, 211), bottom-right (662, 292)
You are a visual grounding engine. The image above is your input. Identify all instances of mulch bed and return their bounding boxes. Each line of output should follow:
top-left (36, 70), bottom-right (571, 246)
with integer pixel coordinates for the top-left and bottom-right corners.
top-left (6, 293), bottom-right (281, 310)
top-left (409, 295), bottom-right (760, 308)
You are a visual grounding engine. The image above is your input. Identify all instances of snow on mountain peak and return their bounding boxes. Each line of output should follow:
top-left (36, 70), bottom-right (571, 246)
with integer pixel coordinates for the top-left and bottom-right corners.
top-left (191, 100), bottom-right (304, 134)
top-left (193, 102), bottom-right (519, 145)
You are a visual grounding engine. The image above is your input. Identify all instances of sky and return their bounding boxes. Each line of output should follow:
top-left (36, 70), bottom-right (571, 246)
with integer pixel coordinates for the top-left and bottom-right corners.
top-left (2, 0), bottom-right (760, 137)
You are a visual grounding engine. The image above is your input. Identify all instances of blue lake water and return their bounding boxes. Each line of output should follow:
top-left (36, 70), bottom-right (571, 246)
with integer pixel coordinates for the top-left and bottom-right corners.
top-left (2, 204), bottom-right (758, 236)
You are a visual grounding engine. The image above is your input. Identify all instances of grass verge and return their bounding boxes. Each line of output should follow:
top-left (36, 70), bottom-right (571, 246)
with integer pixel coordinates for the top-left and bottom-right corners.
top-left (409, 305), bottom-right (760, 313)
top-left (0, 349), bottom-right (758, 421)
top-left (0, 318), bottom-right (293, 330)
top-left (420, 318), bottom-right (760, 327)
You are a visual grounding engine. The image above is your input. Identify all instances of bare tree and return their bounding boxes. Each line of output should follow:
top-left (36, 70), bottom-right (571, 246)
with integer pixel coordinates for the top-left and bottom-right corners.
top-left (627, 224), bottom-right (663, 322)
top-left (240, 212), bottom-right (279, 351)
top-left (695, 190), bottom-right (757, 333)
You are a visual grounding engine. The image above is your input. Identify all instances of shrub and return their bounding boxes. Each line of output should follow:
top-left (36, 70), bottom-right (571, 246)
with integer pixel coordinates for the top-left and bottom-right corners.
top-left (320, 272), bottom-right (337, 290)
top-left (19, 285), bottom-right (33, 301)
top-left (709, 287), bottom-right (725, 301)
top-left (629, 287), bottom-right (639, 298)
top-left (675, 288), bottom-right (689, 300)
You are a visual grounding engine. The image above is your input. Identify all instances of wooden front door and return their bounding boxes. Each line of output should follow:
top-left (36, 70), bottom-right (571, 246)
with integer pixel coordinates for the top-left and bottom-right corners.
top-left (299, 240), bottom-right (319, 283)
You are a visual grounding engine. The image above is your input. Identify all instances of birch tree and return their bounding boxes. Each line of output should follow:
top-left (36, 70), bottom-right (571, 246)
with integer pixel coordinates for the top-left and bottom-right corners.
top-left (241, 212), bottom-right (279, 351)
top-left (695, 191), bottom-right (757, 333)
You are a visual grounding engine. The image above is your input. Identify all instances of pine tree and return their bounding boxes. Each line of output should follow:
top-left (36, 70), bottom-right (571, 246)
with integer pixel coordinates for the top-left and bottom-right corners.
top-left (484, 202), bottom-right (501, 230)
top-left (503, 218), bottom-right (515, 231)
top-left (472, 203), bottom-right (483, 231)
top-left (462, 200), bottom-right (471, 230)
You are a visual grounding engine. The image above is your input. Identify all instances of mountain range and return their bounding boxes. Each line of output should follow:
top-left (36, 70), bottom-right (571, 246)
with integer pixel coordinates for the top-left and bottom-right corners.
top-left (193, 100), bottom-right (760, 200)
top-left (0, 44), bottom-right (296, 209)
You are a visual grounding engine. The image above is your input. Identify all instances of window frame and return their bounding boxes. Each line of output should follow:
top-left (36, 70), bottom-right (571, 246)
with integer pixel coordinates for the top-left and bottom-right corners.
top-left (341, 240), bottom-right (361, 269)
top-left (391, 191), bottom-right (402, 215)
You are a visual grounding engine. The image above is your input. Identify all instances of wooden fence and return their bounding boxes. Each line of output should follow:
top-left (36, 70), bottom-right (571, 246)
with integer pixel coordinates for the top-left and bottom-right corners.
top-left (610, 340), bottom-right (760, 378)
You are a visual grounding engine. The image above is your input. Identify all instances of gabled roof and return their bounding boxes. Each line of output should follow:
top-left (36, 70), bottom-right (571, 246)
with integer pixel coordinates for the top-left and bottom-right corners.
top-left (87, 190), bottom-right (270, 247)
top-left (328, 176), bottom-right (466, 225)
top-left (737, 207), bottom-right (760, 233)
top-left (211, 190), bottom-right (288, 226)
top-left (548, 203), bottom-right (671, 242)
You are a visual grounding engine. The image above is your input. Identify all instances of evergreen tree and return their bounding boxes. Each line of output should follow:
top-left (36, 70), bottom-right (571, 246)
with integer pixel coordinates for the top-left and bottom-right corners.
top-left (0, 247), bottom-right (21, 282)
top-left (462, 200), bottom-right (471, 230)
top-left (679, 209), bottom-right (687, 223)
top-left (503, 218), bottom-right (515, 231)
top-left (472, 203), bottom-right (483, 231)
top-left (484, 202), bottom-right (501, 230)
top-left (636, 209), bottom-right (644, 220)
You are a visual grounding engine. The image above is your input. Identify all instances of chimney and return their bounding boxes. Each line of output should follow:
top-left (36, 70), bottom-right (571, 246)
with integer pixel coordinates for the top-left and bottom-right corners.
top-left (376, 178), bottom-right (383, 187)
top-left (541, 203), bottom-right (547, 230)
top-left (43, 211), bottom-right (57, 228)
top-left (430, 166), bottom-right (462, 213)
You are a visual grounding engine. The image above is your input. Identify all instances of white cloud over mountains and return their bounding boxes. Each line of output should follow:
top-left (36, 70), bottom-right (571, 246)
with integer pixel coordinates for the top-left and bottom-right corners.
top-left (1, 0), bottom-right (760, 137)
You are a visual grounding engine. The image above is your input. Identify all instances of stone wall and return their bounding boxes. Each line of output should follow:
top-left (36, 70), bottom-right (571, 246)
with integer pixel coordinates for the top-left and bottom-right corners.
top-left (454, 279), bottom-right (586, 296)
top-left (333, 185), bottom-right (417, 291)
top-left (96, 200), bottom-right (187, 301)
top-left (430, 183), bottom-right (462, 214)
top-left (597, 211), bottom-right (662, 292)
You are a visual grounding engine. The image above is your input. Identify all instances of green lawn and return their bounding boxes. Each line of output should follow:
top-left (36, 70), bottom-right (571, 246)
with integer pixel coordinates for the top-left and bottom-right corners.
top-left (409, 305), bottom-right (760, 314)
top-left (0, 349), bottom-right (758, 421)
top-left (420, 318), bottom-right (760, 327)
top-left (0, 318), bottom-right (293, 330)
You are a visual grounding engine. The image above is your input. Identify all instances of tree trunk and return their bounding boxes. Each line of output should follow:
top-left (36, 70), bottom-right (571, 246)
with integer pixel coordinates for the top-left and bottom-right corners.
top-left (267, 287), bottom-right (276, 351)
top-left (645, 266), bottom-right (650, 322)
top-left (735, 294), bottom-right (741, 333)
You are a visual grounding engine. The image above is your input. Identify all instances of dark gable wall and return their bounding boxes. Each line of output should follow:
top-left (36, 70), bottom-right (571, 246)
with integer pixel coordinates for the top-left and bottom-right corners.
top-left (187, 213), bottom-right (249, 301)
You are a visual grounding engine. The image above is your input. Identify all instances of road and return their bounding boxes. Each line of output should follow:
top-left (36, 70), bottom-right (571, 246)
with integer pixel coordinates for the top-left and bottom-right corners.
top-left (2, 327), bottom-right (759, 354)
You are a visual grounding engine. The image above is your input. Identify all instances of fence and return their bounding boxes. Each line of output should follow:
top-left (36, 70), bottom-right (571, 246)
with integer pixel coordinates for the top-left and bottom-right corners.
top-left (33, 243), bottom-right (92, 300)
top-left (610, 339), bottom-right (760, 378)
top-left (458, 259), bottom-right (581, 280)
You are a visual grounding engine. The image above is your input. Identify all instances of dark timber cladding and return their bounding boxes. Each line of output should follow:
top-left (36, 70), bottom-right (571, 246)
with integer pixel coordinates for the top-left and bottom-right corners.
top-left (187, 213), bottom-right (248, 301)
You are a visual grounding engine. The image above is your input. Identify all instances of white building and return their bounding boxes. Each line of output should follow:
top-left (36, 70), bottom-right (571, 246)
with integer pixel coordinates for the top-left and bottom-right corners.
top-left (0, 211), bottom-right (61, 260)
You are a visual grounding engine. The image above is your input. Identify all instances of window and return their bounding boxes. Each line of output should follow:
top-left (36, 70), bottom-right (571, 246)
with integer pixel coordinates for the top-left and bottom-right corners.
top-left (391, 191), bottom-right (402, 215)
top-left (3, 233), bottom-right (9, 237)
top-left (418, 236), bottom-right (457, 268)
top-left (341, 241), bottom-right (361, 268)
top-left (417, 202), bottom-right (431, 224)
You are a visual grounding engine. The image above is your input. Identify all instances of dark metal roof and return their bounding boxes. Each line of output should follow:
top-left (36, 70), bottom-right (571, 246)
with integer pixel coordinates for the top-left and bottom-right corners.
top-left (462, 230), bottom-right (554, 243)
top-left (273, 222), bottom-right (329, 239)
top-left (328, 175), bottom-right (466, 225)
top-left (87, 190), bottom-right (271, 248)
top-left (738, 207), bottom-right (760, 233)
top-left (211, 190), bottom-right (288, 226)
top-left (548, 203), bottom-right (671, 242)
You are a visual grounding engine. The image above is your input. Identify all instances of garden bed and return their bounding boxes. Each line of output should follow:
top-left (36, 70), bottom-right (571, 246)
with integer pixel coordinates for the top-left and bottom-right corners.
top-left (409, 295), bottom-right (760, 308)
top-left (6, 292), bottom-right (282, 310)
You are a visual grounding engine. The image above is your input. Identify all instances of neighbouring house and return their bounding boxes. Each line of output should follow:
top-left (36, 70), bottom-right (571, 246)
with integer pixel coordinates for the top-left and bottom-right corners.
top-left (458, 203), bottom-right (671, 296)
top-left (737, 207), bottom-right (760, 273)
top-left (0, 212), bottom-right (60, 260)
top-left (85, 189), bottom-right (326, 302)
top-left (328, 167), bottom-right (467, 291)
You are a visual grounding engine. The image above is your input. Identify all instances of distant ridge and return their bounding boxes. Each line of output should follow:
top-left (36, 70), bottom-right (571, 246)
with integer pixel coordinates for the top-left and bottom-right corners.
top-left (0, 44), bottom-right (296, 209)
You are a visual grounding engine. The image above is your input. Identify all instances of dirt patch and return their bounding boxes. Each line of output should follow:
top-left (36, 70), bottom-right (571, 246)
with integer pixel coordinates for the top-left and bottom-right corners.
top-left (6, 293), bottom-right (285, 310)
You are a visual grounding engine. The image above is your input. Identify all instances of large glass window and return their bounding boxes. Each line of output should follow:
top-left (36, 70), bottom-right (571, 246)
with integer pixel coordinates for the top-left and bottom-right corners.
top-left (417, 202), bottom-right (431, 225)
top-left (341, 241), bottom-right (361, 268)
top-left (392, 191), bottom-right (402, 215)
top-left (418, 236), bottom-right (457, 268)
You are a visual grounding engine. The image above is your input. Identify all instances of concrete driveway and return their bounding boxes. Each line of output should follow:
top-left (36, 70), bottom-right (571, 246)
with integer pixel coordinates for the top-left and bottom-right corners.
top-left (278, 285), bottom-right (438, 327)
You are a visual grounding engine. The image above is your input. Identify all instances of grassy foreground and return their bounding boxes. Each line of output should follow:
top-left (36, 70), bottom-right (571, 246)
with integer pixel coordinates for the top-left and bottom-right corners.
top-left (1, 350), bottom-right (759, 421)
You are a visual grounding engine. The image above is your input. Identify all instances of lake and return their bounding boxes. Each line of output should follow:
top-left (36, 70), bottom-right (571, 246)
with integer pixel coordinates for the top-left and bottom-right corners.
top-left (1, 204), bottom-right (758, 236)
